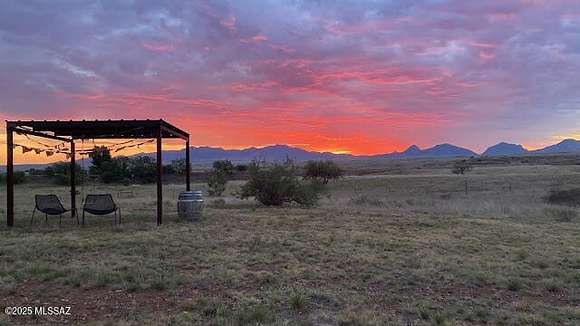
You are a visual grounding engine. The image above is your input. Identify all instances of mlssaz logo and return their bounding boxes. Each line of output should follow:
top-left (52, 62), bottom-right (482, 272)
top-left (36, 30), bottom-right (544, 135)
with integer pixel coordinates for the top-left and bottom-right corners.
top-left (35, 306), bottom-right (72, 316)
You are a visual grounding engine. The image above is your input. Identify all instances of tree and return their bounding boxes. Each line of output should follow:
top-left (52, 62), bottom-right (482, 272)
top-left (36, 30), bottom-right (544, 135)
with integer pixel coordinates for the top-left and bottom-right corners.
top-left (207, 160), bottom-right (235, 196)
top-left (207, 170), bottom-right (227, 196)
top-left (170, 159), bottom-right (187, 175)
top-left (44, 162), bottom-right (86, 185)
top-left (240, 160), bottom-right (321, 206)
top-left (128, 156), bottom-right (156, 183)
top-left (213, 160), bottom-right (234, 177)
top-left (303, 160), bottom-right (343, 184)
top-left (99, 157), bottom-right (130, 184)
top-left (452, 160), bottom-right (473, 175)
top-left (89, 146), bottom-right (112, 169)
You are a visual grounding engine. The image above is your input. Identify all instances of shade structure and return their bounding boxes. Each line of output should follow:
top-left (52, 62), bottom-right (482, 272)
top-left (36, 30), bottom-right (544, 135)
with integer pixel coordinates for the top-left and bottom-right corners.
top-left (5, 119), bottom-right (191, 227)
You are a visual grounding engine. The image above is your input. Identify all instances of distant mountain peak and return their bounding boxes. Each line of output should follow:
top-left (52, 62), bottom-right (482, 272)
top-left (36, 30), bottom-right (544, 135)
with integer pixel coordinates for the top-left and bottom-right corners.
top-left (483, 142), bottom-right (528, 156)
top-left (403, 145), bottom-right (421, 155)
top-left (533, 138), bottom-right (580, 154)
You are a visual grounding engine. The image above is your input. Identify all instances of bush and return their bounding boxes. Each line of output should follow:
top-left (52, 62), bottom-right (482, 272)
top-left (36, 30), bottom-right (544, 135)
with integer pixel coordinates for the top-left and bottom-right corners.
top-left (208, 170), bottom-right (227, 196)
top-left (240, 160), bottom-right (321, 206)
top-left (303, 160), bottom-right (343, 184)
top-left (99, 157), bottom-right (130, 184)
top-left (213, 160), bottom-right (234, 177)
top-left (207, 160), bottom-right (235, 196)
top-left (43, 162), bottom-right (86, 185)
top-left (170, 159), bottom-right (186, 175)
top-left (9, 171), bottom-right (26, 184)
top-left (545, 188), bottom-right (580, 207)
top-left (452, 160), bottom-right (473, 175)
top-left (0, 172), bottom-right (24, 184)
top-left (128, 156), bottom-right (156, 183)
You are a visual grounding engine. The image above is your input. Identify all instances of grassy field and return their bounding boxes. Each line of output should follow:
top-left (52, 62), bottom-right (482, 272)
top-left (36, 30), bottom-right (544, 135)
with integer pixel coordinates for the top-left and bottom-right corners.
top-left (1, 160), bottom-right (580, 325)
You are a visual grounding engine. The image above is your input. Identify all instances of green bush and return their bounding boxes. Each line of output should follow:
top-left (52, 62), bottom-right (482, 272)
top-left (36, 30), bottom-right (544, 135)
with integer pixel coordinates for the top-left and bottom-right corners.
top-left (452, 160), bottom-right (473, 175)
top-left (207, 160), bottom-right (234, 196)
top-left (0, 172), bottom-right (25, 184)
top-left (208, 170), bottom-right (227, 196)
top-left (240, 160), bottom-right (321, 206)
top-left (99, 157), bottom-right (130, 184)
top-left (128, 156), bottom-right (156, 183)
top-left (213, 160), bottom-right (234, 177)
top-left (13, 171), bottom-right (26, 184)
top-left (43, 162), bottom-right (86, 185)
top-left (303, 160), bottom-right (343, 184)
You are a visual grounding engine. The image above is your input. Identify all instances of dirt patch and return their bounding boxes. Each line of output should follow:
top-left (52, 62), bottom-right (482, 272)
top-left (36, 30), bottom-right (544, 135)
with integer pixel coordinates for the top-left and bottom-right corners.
top-left (1, 281), bottom-right (200, 324)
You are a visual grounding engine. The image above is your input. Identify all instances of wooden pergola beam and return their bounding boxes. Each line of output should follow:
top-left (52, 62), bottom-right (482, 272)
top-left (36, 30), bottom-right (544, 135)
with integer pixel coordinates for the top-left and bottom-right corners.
top-left (13, 127), bottom-right (72, 142)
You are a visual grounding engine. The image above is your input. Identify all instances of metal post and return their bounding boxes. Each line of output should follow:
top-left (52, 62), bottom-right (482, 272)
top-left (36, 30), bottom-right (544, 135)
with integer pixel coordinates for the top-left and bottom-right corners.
top-left (156, 127), bottom-right (163, 225)
top-left (185, 138), bottom-right (191, 191)
top-left (70, 140), bottom-right (76, 218)
top-left (6, 125), bottom-right (14, 227)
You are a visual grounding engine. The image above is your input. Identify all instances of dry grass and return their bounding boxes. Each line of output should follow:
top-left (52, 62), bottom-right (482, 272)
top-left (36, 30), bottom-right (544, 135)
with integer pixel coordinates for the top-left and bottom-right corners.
top-left (0, 162), bottom-right (580, 325)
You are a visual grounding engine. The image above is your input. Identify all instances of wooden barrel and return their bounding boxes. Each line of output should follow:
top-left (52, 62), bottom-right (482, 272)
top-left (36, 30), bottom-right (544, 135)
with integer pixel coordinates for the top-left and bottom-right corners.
top-left (177, 191), bottom-right (204, 221)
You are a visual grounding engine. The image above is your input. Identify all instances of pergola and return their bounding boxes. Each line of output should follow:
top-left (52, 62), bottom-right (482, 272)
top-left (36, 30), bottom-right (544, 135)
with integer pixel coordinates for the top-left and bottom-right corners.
top-left (5, 119), bottom-right (191, 227)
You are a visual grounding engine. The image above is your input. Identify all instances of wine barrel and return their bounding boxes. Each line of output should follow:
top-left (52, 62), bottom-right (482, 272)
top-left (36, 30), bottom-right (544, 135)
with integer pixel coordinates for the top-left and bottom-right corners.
top-left (177, 191), bottom-right (204, 221)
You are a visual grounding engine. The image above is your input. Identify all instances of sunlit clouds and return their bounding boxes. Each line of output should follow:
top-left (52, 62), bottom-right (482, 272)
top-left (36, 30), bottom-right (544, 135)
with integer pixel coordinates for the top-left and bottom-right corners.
top-left (1, 0), bottom-right (580, 163)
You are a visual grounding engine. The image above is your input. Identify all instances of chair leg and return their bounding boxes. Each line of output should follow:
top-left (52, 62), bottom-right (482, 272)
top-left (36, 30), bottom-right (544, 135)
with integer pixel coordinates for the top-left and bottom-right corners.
top-left (75, 209), bottom-right (80, 225)
top-left (59, 214), bottom-right (62, 225)
top-left (82, 211), bottom-right (85, 226)
top-left (45, 213), bottom-right (48, 225)
top-left (118, 208), bottom-right (122, 224)
top-left (30, 208), bottom-right (36, 226)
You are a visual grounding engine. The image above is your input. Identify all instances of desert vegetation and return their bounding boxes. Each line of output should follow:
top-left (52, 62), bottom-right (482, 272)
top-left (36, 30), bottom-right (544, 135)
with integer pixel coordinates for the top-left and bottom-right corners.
top-left (1, 157), bottom-right (580, 325)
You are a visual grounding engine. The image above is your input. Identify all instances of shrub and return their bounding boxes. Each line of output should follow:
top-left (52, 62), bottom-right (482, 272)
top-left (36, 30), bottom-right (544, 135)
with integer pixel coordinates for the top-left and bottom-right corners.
top-left (127, 156), bottom-right (156, 183)
top-left (207, 160), bottom-right (235, 196)
top-left (170, 159), bottom-right (187, 175)
top-left (43, 162), bottom-right (86, 185)
top-left (236, 304), bottom-right (269, 325)
top-left (289, 289), bottom-right (309, 311)
top-left (240, 160), bottom-right (321, 206)
top-left (0, 172), bottom-right (21, 184)
top-left (213, 160), bottom-right (234, 177)
top-left (545, 188), bottom-right (580, 207)
top-left (12, 171), bottom-right (26, 184)
top-left (207, 170), bottom-right (227, 196)
top-left (303, 160), bottom-right (343, 184)
top-left (349, 195), bottom-right (384, 207)
top-left (99, 157), bottom-right (130, 184)
top-left (452, 160), bottom-right (473, 175)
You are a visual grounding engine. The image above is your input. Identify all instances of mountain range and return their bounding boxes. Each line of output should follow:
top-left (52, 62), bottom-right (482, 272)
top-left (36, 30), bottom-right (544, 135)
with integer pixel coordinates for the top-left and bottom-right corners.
top-left (139, 138), bottom-right (580, 163)
top-left (4, 139), bottom-right (580, 171)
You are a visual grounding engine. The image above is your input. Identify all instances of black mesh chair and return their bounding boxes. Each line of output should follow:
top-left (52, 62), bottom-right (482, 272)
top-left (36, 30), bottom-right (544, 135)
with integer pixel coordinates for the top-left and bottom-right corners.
top-left (82, 194), bottom-right (121, 225)
top-left (31, 195), bottom-right (78, 225)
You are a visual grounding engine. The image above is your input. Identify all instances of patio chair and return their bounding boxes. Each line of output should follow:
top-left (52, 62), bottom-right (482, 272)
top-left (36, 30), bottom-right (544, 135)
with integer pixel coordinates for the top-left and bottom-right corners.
top-left (82, 194), bottom-right (121, 225)
top-left (31, 195), bottom-right (78, 225)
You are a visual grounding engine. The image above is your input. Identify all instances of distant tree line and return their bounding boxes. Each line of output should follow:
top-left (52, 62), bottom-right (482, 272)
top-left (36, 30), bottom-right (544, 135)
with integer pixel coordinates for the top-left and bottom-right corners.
top-left (3, 146), bottom-right (189, 186)
top-left (88, 146), bottom-right (186, 184)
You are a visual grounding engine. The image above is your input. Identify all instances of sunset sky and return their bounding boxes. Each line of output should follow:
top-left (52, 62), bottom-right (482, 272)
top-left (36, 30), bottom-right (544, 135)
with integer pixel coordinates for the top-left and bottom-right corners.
top-left (2, 0), bottom-right (580, 164)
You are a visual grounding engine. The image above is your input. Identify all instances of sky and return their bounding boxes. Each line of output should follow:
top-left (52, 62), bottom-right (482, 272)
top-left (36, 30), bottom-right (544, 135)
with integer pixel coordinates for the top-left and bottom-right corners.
top-left (1, 0), bottom-right (580, 164)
